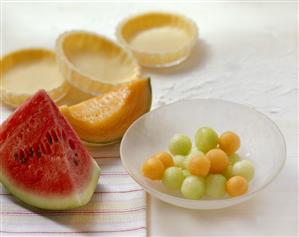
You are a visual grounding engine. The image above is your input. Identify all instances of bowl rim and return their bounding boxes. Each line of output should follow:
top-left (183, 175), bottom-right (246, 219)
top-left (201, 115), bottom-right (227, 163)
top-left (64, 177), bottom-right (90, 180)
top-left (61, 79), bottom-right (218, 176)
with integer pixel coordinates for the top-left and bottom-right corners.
top-left (120, 98), bottom-right (287, 206)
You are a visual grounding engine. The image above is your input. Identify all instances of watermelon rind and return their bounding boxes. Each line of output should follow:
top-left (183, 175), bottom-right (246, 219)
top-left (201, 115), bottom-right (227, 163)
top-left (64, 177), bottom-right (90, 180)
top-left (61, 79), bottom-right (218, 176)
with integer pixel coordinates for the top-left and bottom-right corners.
top-left (0, 158), bottom-right (100, 210)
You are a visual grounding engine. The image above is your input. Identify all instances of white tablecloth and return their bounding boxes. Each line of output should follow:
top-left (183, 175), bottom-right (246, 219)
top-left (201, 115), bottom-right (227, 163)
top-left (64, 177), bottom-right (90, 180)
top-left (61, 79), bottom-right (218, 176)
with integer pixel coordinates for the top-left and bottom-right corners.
top-left (2, 1), bottom-right (298, 236)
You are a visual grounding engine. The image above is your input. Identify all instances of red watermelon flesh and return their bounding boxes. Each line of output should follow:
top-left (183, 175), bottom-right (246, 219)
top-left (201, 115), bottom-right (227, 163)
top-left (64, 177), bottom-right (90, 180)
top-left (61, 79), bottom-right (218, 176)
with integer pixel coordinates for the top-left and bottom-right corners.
top-left (0, 90), bottom-right (100, 210)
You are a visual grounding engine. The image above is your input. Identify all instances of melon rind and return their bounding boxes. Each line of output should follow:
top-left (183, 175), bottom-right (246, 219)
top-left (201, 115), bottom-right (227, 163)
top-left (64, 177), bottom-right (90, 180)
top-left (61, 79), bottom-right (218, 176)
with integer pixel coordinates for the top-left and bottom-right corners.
top-left (0, 158), bottom-right (100, 210)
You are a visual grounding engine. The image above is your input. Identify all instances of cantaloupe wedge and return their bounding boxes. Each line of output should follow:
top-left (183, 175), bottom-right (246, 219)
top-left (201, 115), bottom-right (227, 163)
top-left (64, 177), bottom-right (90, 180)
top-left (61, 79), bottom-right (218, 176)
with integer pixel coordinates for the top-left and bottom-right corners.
top-left (61, 78), bottom-right (152, 144)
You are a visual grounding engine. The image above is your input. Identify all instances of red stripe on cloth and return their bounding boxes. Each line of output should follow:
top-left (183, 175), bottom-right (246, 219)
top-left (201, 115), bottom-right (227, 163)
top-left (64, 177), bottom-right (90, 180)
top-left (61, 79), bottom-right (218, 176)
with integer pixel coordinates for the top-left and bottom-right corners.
top-left (0, 207), bottom-right (145, 216)
top-left (0, 226), bottom-right (146, 234)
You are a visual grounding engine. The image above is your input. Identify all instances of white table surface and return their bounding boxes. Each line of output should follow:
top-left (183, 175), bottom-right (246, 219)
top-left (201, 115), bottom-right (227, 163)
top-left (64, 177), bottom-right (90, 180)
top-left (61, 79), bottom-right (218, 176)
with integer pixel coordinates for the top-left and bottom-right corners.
top-left (1, 1), bottom-right (298, 236)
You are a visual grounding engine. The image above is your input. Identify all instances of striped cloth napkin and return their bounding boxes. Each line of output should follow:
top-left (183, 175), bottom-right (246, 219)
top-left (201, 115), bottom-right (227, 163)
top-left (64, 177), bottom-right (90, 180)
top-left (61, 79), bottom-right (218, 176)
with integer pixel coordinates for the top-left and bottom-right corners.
top-left (0, 143), bottom-right (146, 236)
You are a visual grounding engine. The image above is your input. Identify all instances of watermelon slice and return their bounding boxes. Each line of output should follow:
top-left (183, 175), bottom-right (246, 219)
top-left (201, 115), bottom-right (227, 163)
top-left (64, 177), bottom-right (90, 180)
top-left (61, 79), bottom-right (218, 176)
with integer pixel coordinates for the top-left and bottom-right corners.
top-left (0, 90), bottom-right (100, 210)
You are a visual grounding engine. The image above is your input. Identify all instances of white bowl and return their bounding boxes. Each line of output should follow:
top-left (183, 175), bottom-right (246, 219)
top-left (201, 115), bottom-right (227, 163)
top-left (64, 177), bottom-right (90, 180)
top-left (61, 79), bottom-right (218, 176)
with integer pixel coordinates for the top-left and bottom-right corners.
top-left (120, 99), bottom-right (286, 209)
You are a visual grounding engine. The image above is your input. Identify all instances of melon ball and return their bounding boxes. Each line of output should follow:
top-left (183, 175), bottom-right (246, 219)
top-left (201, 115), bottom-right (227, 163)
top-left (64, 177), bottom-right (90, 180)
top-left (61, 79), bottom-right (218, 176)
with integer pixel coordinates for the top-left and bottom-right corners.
top-left (181, 176), bottom-right (205, 199)
top-left (188, 153), bottom-right (210, 177)
top-left (154, 152), bottom-right (174, 168)
top-left (169, 134), bottom-right (192, 156)
top-left (194, 127), bottom-right (219, 153)
top-left (142, 158), bottom-right (165, 180)
top-left (162, 167), bottom-right (185, 190)
top-left (206, 174), bottom-right (227, 198)
top-left (226, 176), bottom-right (248, 197)
top-left (232, 160), bottom-right (255, 181)
top-left (206, 148), bottom-right (229, 173)
top-left (219, 131), bottom-right (240, 155)
top-left (173, 155), bottom-right (186, 168)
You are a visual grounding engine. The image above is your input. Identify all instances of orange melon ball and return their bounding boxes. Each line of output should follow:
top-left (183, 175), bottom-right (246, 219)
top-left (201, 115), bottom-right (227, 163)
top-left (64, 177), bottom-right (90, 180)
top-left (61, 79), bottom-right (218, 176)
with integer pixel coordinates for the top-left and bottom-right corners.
top-left (142, 158), bottom-right (165, 180)
top-left (226, 176), bottom-right (248, 197)
top-left (188, 153), bottom-right (210, 177)
top-left (206, 148), bottom-right (229, 173)
top-left (155, 152), bottom-right (174, 168)
top-left (219, 131), bottom-right (240, 155)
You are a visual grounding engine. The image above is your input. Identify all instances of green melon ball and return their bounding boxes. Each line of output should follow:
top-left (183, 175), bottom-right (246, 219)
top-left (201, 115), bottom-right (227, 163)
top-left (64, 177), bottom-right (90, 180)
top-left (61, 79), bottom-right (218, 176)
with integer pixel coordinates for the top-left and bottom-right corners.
top-left (206, 174), bottom-right (227, 198)
top-left (188, 147), bottom-right (204, 158)
top-left (162, 167), bottom-right (185, 190)
top-left (228, 153), bottom-right (241, 165)
top-left (195, 127), bottom-right (219, 153)
top-left (181, 176), bottom-right (206, 200)
top-left (191, 146), bottom-right (201, 153)
top-left (232, 160), bottom-right (255, 181)
top-left (223, 164), bottom-right (233, 179)
top-left (169, 134), bottom-right (192, 156)
top-left (173, 155), bottom-right (186, 168)
top-left (182, 169), bottom-right (192, 178)
top-left (183, 155), bottom-right (192, 169)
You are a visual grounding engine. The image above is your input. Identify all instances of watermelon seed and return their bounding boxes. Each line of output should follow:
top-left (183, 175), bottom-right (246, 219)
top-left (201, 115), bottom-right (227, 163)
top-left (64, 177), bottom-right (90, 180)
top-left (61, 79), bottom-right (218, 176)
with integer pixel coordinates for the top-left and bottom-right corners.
top-left (36, 147), bottom-right (41, 158)
top-left (69, 140), bottom-right (75, 150)
top-left (33, 143), bottom-right (40, 158)
top-left (19, 150), bottom-right (27, 164)
top-left (29, 147), bottom-right (34, 157)
top-left (20, 157), bottom-right (27, 164)
top-left (46, 132), bottom-right (53, 144)
top-left (19, 149), bottom-right (25, 158)
top-left (75, 153), bottom-right (78, 157)
top-left (51, 130), bottom-right (59, 143)
top-left (73, 159), bottom-right (79, 166)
